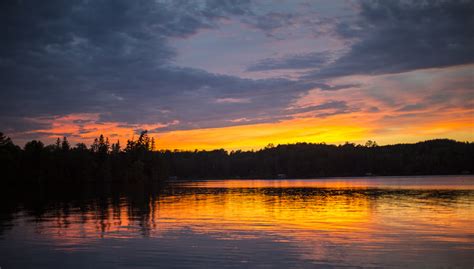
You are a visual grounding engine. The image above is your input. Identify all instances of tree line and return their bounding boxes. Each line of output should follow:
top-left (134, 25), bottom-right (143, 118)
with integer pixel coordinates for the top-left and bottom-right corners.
top-left (1, 131), bottom-right (473, 185)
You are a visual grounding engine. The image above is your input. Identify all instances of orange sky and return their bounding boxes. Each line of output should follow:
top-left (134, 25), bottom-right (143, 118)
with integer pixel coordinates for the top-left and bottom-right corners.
top-left (10, 66), bottom-right (474, 150)
top-left (19, 106), bottom-right (473, 151)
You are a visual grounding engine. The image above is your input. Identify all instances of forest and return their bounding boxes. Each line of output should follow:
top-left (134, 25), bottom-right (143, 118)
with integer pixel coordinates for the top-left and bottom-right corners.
top-left (1, 131), bottom-right (473, 185)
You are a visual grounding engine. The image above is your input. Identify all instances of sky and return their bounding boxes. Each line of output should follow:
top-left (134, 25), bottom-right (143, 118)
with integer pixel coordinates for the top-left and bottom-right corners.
top-left (1, 0), bottom-right (473, 150)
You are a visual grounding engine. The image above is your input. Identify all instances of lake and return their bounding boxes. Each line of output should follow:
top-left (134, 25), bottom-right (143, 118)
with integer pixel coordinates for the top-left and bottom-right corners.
top-left (1, 176), bottom-right (473, 268)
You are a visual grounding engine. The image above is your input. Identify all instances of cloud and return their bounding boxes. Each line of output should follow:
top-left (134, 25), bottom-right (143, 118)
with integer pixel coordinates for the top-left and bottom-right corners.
top-left (247, 52), bottom-right (330, 71)
top-left (396, 103), bottom-right (426, 112)
top-left (0, 0), bottom-right (352, 136)
top-left (306, 0), bottom-right (474, 79)
top-left (0, 116), bottom-right (53, 134)
top-left (1, 0), bottom-right (472, 145)
top-left (215, 98), bottom-right (252, 104)
top-left (286, 101), bottom-right (350, 116)
top-left (245, 12), bottom-right (297, 34)
top-left (0, 0), bottom-right (305, 134)
top-left (242, 1), bottom-right (473, 79)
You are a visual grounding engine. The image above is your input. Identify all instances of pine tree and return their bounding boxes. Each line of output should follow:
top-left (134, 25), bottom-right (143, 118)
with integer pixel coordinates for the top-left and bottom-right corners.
top-left (55, 138), bottom-right (61, 150)
top-left (111, 140), bottom-right (121, 154)
top-left (61, 137), bottom-right (70, 151)
top-left (91, 138), bottom-right (99, 153)
top-left (98, 134), bottom-right (109, 154)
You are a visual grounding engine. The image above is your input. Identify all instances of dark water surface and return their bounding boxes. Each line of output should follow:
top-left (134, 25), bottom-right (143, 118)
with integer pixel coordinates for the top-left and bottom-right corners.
top-left (1, 176), bottom-right (473, 268)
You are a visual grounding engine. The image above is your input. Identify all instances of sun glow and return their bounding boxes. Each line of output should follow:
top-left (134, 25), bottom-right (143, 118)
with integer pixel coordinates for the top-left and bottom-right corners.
top-left (11, 106), bottom-right (473, 150)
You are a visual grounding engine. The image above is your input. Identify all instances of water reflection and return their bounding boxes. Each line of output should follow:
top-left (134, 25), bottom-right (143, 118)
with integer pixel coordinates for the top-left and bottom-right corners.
top-left (1, 176), bottom-right (474, 268)
top-left (181, 176), bottom-right (474, 189)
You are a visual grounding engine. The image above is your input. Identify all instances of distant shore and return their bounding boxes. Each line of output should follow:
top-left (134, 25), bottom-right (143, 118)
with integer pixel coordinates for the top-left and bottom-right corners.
top-left (1, 132), bottom-right (473, 186)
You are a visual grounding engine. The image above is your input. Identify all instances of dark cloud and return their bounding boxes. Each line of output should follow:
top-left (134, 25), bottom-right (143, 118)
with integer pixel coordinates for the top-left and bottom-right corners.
top-left (0, 116), bottom-right (52, 133)
top-left (11, 132), bottom-right (75, 141)
top-left (367, 106), bottom-right (380, 113)
top-left (204, 0), bottom-right (253, 17)
top-left (247, 52), bottom-right (330, 71)
top-left (1, 0), bottom-right (472, 138)
top-left (241, 7), bottom-right (339, 39)
top-left (307, 0), bottom-right (474, 79)
top-left (286, 101), bottom-right (349, 115)
top-left (246, 1), bottom-right (473, 78)
top-left (396, 103), bottom-right (426, 112)
top-left (0, 0), bottom-right (307, 133)
top-left (245, 12), bottom-right (297, 34)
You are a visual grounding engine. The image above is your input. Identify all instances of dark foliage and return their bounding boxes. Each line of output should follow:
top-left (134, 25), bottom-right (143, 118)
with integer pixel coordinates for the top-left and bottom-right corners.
top-left (0, 131), bottom-right (473, 185)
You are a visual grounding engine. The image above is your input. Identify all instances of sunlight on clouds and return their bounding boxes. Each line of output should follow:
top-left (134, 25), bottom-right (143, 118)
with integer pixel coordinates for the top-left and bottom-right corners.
top-left (15, 105), bottom-right (473, 150)
top-left (11, 66), bottom-right (473, 150)
top-left (20, 113), bottom-right (169, 146)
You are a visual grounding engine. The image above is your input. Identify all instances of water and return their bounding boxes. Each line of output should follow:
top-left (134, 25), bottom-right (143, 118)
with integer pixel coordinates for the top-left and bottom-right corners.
top-left (1, 176), bottom-right (473, 268)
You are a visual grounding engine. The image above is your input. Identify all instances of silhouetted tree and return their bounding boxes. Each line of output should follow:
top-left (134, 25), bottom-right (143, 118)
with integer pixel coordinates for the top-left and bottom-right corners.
top-left (55, 138), bottom-right (61, 151)
top-left (0, 130), bottom-right (472, 186)
top-left (0, 133), bottom-right (21, 183)
top-left (97, 135), bottom-right (109, 155)
top-left (111, 140), bottom-right (121, 154)
top-left (24, 140), bottom-right (44, 152)
top-left (91, 138), bottom-right (99, 153)
top-left (75, 143), bottom-right (88, 151)
top-left (365, 140), bottom-right (378, 147)
top-left (61, 137), bottom-right (70, 151)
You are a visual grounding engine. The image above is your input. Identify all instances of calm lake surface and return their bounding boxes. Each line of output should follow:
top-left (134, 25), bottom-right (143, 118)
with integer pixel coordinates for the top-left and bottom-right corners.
top-left (1, 176), bottom-right (474, 268)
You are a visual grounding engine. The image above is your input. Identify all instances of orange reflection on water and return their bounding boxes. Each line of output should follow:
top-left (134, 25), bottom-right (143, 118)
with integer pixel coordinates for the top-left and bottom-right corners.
top-left (153, 191), bottom-right (371, 235)
top-left (180, 177), bottom-right (474, 190)
top-left (26, 178), bottom-right (474, 261)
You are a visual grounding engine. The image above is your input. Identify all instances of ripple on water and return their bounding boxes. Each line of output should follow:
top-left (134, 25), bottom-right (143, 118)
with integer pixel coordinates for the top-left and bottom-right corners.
top-left (0, 176), bottom-right (473, 268)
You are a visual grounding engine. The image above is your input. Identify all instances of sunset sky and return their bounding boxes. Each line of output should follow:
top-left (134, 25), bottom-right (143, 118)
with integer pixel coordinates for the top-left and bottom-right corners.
top-left (1, 0), bottom-right (473, 150)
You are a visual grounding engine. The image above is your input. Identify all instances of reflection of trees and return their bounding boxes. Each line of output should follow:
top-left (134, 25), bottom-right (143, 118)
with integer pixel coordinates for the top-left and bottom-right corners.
top-left (0, 184), bottom-right (161, 237)
top-left (0, 184), bottom-right (472, 238)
